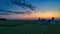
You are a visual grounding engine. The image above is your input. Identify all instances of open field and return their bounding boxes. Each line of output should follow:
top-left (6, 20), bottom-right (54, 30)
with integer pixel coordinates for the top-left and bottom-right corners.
top-left (0, 20), bottom-right (60, 34)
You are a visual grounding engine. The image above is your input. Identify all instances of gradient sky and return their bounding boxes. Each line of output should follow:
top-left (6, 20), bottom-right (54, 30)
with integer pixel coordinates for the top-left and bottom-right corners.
top-left (0, 0), bottom-right (60, 20)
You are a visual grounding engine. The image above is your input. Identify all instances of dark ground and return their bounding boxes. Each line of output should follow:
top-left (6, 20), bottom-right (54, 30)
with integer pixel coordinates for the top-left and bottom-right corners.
top-left (0, 20), bottom-right (60, 34)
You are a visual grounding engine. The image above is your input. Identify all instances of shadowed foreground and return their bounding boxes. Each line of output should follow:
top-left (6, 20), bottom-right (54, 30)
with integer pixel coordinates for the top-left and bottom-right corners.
top-left (0, 20), bottom-right (60, 34)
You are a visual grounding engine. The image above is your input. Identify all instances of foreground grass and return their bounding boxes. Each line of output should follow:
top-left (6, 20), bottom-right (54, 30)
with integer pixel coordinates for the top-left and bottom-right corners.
top-left (0, 20), bottom-right (32, 26)
top-left (43, 24), bottom-right (60, 34)
top-left (0, 23), bottom-right (48, 34)
top-left (0, 20), bottom-right (60, 34)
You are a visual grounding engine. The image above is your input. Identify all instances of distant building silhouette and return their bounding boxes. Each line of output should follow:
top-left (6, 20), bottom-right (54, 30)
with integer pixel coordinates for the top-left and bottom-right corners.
top-left (33, 17), bottom-right (55, 24)
top-left (41, 18), bottom-right (46, 23)
top-left (47, 19), bottom-right (51, 24)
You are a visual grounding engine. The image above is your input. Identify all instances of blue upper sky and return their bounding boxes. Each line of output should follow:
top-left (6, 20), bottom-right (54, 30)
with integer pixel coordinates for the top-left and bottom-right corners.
top-left (0, 0), bottom-right (60, 12)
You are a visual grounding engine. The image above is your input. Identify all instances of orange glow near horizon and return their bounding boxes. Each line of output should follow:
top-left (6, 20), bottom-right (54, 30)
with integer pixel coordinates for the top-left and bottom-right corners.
top-left (3, 12), bottom-right (60, 20)
top-left (0, 11), bottom-right (60, 20)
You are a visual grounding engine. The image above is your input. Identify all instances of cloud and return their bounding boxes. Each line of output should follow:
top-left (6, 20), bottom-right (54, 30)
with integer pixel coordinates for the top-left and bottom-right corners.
top-left (0, 0), bottom-right (36, 15)
top-left (0, 9), bottom-right (32, 15)
top-left (11, 0), bottom-right (36, 10)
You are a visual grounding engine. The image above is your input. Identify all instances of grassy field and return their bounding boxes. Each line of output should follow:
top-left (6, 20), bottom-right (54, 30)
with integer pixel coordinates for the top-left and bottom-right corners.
top-left (0, 20), bottom-right (60, 34)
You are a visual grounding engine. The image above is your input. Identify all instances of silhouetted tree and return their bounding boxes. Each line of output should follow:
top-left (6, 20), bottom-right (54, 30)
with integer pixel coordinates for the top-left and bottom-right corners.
top-left (39, 17), bottom-right (40, 21)
top-left (52, 17), bottom-right (54, 20)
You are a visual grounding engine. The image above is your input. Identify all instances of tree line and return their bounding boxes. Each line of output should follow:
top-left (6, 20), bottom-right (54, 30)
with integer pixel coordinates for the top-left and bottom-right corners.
top-left (0, 18), bottom-right (6, 21)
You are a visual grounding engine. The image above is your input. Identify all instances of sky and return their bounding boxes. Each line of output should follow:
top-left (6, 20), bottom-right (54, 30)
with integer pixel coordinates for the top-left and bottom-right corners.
top-left (0, 0), bottom-right (60, 20)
